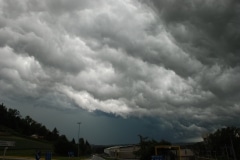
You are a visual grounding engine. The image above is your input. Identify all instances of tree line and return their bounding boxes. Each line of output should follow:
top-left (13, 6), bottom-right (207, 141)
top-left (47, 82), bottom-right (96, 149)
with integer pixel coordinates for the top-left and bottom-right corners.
top-left (0, 103), bottom-right (91, 156)
top-left (135, 135), bottom-right (172, 160)
top-left (2, 103), bottom-right (239, 159)
top-left (193, 126), bottom-right (240, 160)
top-left (135, 127), bottom-right (240, 160)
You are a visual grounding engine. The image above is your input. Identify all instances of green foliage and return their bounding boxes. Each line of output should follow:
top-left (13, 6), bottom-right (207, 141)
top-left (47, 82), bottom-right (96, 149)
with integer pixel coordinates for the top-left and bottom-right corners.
top-left (0, 103), bottom-right (92, 157)
top-left (0, 103), bottom-right (64, 142)
top-left (78, 138), bottom-right (92, 156)
top-left (0, 135), bottom-right (53, 156)
top-left (206, 126), bottom-right (240, 159)
top-left (135, 135), bottom-right (171, 160)
top-left (0, 103), bottom-right (52, 139)
top-left (53, 137), bottom-right (92, 156)
top-left (54, 135), bottom-right (75, 156)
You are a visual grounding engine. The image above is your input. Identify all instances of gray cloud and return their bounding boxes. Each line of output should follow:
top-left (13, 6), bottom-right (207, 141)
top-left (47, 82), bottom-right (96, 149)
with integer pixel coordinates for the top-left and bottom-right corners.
top-left (1, 0), bottom-right (240, 143)
top-left (147, 0), bottom-right (240, 65)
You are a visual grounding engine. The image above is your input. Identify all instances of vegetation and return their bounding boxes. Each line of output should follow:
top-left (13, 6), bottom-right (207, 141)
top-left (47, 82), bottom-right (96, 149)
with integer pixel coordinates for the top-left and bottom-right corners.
top-left (2, 103), bottom-right (240, 160)
top-left (201, 126), bottom-right (240, 160)
top-left (135, 127), bottom-right (240, 160)
top-left (0, 103), bottom-right (92, 157)
top-left (0, 135), bottom-right (52, 156)
top-left (0, 103), bottom-right (59, 141)
top-left (135, 135), bottom-right (171, 160)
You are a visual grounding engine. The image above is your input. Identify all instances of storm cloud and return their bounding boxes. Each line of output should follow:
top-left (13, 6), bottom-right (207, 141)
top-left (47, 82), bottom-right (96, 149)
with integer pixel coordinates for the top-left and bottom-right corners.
top-left (1, 0), bottom-right (240, 143)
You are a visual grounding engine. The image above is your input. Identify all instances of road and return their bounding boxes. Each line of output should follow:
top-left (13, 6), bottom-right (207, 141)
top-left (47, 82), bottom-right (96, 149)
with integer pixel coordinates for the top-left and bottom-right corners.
top-left (0, 155), bottom-right (107, 160)
top-left (91, 155), bottom-right (105, 160)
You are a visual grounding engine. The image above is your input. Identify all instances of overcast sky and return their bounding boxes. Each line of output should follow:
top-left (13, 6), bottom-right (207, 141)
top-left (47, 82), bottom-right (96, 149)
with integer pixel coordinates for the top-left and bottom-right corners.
top-left (1, 0), bottom-right (240, 145)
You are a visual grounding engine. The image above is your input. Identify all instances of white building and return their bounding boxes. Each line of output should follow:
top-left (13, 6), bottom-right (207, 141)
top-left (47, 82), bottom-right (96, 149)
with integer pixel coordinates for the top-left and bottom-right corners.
top-left (104, 145), bottom-right (140, 159)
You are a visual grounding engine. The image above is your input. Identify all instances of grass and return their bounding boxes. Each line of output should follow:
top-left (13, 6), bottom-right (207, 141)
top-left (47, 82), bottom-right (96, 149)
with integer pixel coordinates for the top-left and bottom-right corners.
top-left (0, 156), bottom-right (91, 160)
top-left (0, 135), bottom-right (53, 157)
top-left (0, 136), bottom-right (92, 160)
top-left (0, 156), bottom-right (92, 160)
top-left (0, 135), bottom-right (52, 148)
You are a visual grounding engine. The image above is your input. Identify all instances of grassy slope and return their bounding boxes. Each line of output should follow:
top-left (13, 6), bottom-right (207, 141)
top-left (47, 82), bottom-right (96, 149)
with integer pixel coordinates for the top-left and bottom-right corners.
top-left (0, 135), bottom-right (53, 156)
top-left (0, 136), bottom-right (91, 160)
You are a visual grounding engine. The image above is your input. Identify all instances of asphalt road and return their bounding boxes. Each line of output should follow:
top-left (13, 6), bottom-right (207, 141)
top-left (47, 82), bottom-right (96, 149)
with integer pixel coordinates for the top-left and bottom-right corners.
top-left (0, 155), bottom-right (106, 160)
top-left (91, 155), bottom-right (105, 160)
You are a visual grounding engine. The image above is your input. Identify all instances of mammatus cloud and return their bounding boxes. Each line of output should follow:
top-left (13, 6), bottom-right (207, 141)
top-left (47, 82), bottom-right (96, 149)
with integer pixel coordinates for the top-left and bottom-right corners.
top-left (1, 0), bottom-right (240, 141)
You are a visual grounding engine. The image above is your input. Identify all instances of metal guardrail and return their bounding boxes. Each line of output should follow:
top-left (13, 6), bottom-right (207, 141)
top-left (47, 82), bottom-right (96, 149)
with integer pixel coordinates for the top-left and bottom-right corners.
top-left (0, 140), bottom-right (16, 160)
top-left (0, 141), bottom-right (15, 147)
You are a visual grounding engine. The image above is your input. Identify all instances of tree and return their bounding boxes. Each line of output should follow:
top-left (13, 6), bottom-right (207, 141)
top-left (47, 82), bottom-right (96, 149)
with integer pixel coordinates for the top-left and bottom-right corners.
top-left (79, 138), bottom-right (86, 155)
top-left (8, 108), bottom-right (21, 118)
top-left (7, 108), bottom-right (21, 129)
top-left (54, 137), bottom-right (92, 156)
top-left (51, 127), bottom-right (60, 141)
top-left (206, 126), bottom-right (240, 159)
top-left (0, 103), bottom-right (51, 138)
top-left (0, 103), bottom-right (8, 126)
top-left (54, 135), bottom-right (73, 156)
top-left (135, 135), bottom-right (171, 160)
top-left (71, 138), bottom-right (76, 145)
top-left (85, 140), bottom-right (92, 155)
top-left (25, 116), bottom-right (36, 126)
top-left (0, 102), bottom-right (93, 156)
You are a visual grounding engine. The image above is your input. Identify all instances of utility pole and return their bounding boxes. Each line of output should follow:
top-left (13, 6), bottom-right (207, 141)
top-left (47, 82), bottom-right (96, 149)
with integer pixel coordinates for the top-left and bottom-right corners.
top-left (77, 122), bottom-right (81, 158)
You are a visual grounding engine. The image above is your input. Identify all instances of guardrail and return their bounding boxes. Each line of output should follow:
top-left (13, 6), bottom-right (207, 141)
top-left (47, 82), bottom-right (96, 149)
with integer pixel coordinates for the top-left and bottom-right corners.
top-left (0, 140), bottom-right (16, 160)
top-left (0, 141), bottom-right (15, 147)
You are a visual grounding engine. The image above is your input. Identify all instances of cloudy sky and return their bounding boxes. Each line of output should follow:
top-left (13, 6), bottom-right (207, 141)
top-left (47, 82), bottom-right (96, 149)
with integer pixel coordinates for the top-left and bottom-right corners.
top-left (1, 0), bottom-right (240, 145)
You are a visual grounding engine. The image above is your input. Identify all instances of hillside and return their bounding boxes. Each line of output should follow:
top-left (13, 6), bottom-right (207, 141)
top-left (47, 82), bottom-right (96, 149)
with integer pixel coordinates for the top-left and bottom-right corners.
top-left (0, 103), bottom-right (93, 157)
top-left (0, 130), bottom-right (53, 157)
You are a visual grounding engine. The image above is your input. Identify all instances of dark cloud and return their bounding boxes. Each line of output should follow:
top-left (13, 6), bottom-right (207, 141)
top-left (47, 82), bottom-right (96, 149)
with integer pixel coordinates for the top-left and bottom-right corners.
top-left (147, 0), bottom-right (240, 65)
top-left (1, 0), bottom-right (240, 143)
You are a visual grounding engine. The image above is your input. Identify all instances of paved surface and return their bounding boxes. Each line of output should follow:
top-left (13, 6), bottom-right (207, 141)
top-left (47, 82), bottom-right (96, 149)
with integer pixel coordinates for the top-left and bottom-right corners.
top-left (0, 156), bottom-right (34, 160)
top-left (91, 155), bottom-right (105, 160)
top-left (0, 155), bottom-right (106, 160)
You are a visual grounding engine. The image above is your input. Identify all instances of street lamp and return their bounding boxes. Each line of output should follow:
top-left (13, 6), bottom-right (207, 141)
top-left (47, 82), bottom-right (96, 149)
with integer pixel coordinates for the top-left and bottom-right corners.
top-left (77, 122), bottom-right (81, 158)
